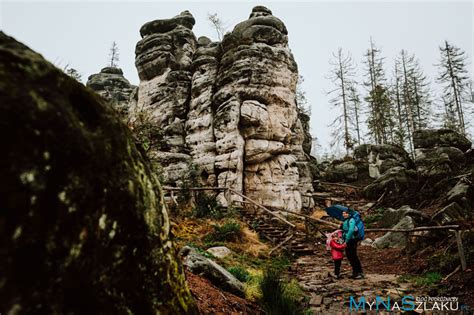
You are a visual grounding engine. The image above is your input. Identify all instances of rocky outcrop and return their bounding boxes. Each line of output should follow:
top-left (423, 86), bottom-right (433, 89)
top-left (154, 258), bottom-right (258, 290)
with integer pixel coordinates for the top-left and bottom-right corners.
top-left (354, 144), bottom-right (412, 179)
top-left (129, 10), bottom-right (197, 185)
top-left (181, 246), bottom-right (244, 297)
top-left (323, 161), bottom-right (358, 182)
top-left (129, 7), bottom-right (314, 212)
top-left (373, 216), bottom-right (415, 249)
top-left (363, 166), bottom-right (418, 199)
top-left (0, 32), bottom-right (196, 314)
top-left (379, 205), bottom-right (428, 228)
top-left (446, 179), bottom-right (473, 210)
top-left (86, 67), bottom-right (136, 119)
top-left (413, 129), bottom-right (472, 152)
top-left (432, 201), bottom-right (471, 224)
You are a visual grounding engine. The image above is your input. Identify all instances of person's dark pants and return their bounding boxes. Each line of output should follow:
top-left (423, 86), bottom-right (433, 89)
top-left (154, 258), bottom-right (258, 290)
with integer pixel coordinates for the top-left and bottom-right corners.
top-left (345, 239), bottom-right (363, 275)
top-left (334, 259), bottom-right (342, 276)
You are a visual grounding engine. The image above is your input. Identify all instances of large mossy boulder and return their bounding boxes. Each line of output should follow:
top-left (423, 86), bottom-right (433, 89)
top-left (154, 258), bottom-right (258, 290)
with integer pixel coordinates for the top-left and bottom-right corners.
top-left (354, 144), bottom-right (413, 179)
top-left (413, 129), bottom-right (472, 152)
top-left (363, 166), bottom-right (418, 200)
top-left (0, 32), bottom-right (197, 314)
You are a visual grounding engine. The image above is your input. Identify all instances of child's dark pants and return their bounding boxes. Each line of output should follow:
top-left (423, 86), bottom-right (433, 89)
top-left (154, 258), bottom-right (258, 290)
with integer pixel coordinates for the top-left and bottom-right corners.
top-left (345, 239), bottom-right (363, 275)
top-left (334, 259), bottom-right (342, 276)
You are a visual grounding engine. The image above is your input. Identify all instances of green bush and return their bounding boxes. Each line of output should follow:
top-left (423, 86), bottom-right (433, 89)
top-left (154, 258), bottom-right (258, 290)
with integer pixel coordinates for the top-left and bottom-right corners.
top-left (260, 268), bottom-right (301, 315)
top-left (364, 207), bottom-right (385, 227)
top-left (414, 272), bottom-right (442, 287)
top-left (204, 220), bottom-right (242, 243)
top-left (228, 266), bottom-right (250, 282)
top-left (398, 272), bottom-right (442, 287)
top-left (193, 193), bottom-right (223, 218)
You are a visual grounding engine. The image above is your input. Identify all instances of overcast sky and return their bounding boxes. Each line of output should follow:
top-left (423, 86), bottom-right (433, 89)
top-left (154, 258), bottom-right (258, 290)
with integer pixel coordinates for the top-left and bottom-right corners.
top-left (1, 1), bottom-right (473, 153)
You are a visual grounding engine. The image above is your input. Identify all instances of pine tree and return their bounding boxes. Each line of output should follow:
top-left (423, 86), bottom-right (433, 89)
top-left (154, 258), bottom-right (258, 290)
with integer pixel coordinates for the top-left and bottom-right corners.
top-left (363, 38), bottom-right (394, 144)
top-left (296, 74), bottom-right (311, 116)
top-left (327, 48), bottom-right (359, 154)
top-left (108, 41), bottom-right (120, 68)
top-left (392, 50), bottom-right (433, 154)
top-left (436, 41), bottom-right (469, 134)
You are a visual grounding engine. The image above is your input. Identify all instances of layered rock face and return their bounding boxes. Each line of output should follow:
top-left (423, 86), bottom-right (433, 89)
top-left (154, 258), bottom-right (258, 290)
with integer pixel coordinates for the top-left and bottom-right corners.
top-left (0, 32), bottom-right (196, 314)
top-left (130, 7), bottom-right (314, 212)
top-left (130, 10), bottom-right (197, 185)
top-left (413, 129), bottom-right (470, 179)
top-left (354, 144), bottom-right (413, 179)
top-left (86, 67), bottom-right (136, 119)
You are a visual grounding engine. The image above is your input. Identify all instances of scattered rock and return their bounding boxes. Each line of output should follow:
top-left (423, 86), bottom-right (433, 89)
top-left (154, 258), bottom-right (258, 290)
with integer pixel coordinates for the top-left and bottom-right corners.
top-left (431, 202), bottom-right (466, 224)
top-left (181, 246), bottom-right (245, 297)
top-left (323, 161), bottom-right (358, 182)
top-left (206, 246), bottom-right (232, 258)
top-left (379, 205), bottom-right (427, 228)
top-left (415, 147), bottom-right (466, 178)
top-left (373, 216), bottom-right (415, 249)
top-left (363, 167), bottom-right (418, 199)
top-left (310, 294), bottom-right (323, 306)
top-left (360, 238), bottom-right (374, 246)
top-left (446, 179), bottom-right (473, 209)
top-left (354, 144), bottom-right (413, 179)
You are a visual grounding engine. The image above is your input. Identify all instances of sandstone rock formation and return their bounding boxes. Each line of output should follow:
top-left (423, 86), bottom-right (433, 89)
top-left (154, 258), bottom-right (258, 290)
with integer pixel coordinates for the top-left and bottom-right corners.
top-left (363, 166), bottom-right (418, 200)
top-left (86, 67), bottom-right (136, 120)
top-left (129, 7), bottom-right (314, 212)
top-left (413, 129), bottom-right (472, 152)
top-left (0, 32), bottom-right (196, 314)
top-left (354, 144), bottom-right (413, 179)
top-left (413, 129), bottom-right (471, 180)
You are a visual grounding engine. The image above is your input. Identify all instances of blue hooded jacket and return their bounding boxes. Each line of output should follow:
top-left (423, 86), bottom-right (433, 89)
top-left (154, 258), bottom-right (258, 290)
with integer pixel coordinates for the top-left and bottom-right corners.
top-left (342, 217), bottom-right (356, 242)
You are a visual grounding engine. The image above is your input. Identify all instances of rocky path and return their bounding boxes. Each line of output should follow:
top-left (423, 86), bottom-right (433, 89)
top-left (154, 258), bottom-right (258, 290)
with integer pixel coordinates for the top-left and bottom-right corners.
top-left (289, 249), bottom-right (418, 314)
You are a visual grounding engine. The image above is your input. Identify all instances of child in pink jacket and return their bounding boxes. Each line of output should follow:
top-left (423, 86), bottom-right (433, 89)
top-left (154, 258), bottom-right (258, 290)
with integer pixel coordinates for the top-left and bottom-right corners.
top-left (329, 230), bottom-right (347, 279)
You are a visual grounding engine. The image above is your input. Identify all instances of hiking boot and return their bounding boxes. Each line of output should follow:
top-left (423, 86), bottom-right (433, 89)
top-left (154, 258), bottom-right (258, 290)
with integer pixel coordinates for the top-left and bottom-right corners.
top-left (352, 274), bottom-right (364, 279)
top-left (334, 275), bottom-right (343, 280)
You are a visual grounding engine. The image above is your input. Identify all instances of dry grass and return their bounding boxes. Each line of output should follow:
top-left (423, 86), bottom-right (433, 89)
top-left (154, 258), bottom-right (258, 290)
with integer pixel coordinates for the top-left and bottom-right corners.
top-left (229, 227), bottom-right (269, 257)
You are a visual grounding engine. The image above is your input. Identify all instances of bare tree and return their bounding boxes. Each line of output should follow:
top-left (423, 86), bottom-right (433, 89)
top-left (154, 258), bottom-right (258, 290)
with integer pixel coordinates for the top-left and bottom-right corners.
top-left (327, 48), bottom-right (360, 155)
top-left (207, 13), bottom-right (226, 42)
top-left (391, 50), bottom-right (433, 155)
top-left (436, 40), bottom-right (470, 135)
top-left (108, 41), bottom-right (120, 68)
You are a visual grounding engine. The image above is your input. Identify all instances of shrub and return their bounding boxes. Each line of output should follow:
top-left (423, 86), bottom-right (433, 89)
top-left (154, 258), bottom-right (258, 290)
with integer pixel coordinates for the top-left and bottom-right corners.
top-left (228, 266), bottom-right (250, 282)
top-left (260, 268), bottom-right (300, 315)
top-left (204, 220), bottom-right (242, 243)
top-left (193, 193), bottom-right (223, 218)
top-left (364, 207), bottom-right (385, 228)
top-left (398, 272), bottom-right (442, 287)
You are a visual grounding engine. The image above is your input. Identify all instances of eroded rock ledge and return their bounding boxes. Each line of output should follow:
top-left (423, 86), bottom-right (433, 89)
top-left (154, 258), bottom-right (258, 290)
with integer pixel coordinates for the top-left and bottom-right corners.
top-left (129, 6), bottom-right (314, 212)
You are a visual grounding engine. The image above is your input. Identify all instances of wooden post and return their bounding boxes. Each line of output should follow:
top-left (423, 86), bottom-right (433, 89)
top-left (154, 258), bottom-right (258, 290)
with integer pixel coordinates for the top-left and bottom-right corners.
top-left (405, 232), bottom-right (411, 265)
top-left (304, 217), bottom-right (309, 241)
top-left (454, 230), bottom-right (467, 271)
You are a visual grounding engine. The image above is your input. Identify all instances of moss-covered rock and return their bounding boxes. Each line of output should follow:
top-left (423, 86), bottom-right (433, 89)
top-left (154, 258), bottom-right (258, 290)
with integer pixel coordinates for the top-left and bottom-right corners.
top-left (0, 32), bottom-right (197, 314)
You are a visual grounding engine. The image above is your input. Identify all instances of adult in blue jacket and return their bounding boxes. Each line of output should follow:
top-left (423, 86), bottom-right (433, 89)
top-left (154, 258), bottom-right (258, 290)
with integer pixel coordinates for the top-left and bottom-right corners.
top-left (341, 209), bottom-right (364, 279)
